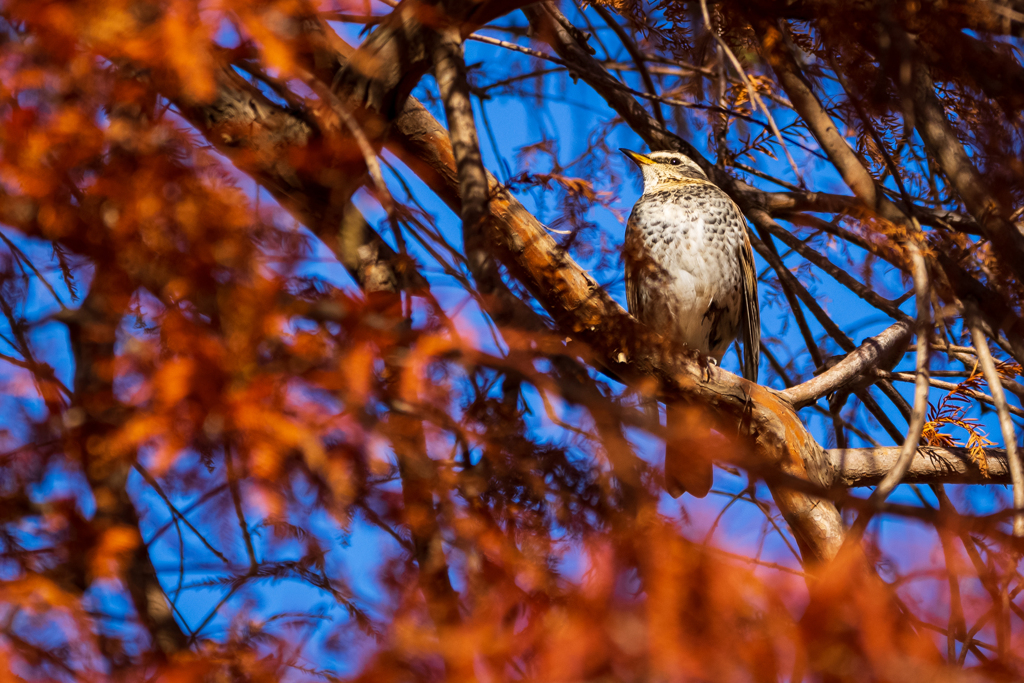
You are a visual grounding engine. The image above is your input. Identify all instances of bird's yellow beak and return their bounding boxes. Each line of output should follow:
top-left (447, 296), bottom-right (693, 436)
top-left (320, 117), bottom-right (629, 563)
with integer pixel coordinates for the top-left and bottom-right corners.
top-left (621, 148), bottom-right (655, 166)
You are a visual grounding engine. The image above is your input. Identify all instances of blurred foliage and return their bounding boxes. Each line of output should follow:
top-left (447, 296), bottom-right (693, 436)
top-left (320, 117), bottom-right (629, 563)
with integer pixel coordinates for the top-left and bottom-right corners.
top-left (0, 0), bottom-right (1022, 681)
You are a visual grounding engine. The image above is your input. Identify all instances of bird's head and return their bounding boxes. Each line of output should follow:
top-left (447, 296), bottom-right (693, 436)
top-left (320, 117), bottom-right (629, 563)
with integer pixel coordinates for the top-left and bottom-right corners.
top-left (620, 149), bottom-right (708, 191)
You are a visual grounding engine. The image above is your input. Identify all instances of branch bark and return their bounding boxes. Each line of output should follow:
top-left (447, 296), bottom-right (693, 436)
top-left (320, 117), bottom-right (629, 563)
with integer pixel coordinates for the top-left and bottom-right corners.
top-left (829, 447), bottom-right (1012, 487)
top-left (170, 58), bottom-right (425, 293)
top-left (784, 321), bottom-right (913, 408)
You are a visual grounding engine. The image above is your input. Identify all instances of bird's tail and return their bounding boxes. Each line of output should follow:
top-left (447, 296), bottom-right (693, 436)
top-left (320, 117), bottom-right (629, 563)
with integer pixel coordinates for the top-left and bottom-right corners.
top-left (664, 403), bottom-right (713, 498)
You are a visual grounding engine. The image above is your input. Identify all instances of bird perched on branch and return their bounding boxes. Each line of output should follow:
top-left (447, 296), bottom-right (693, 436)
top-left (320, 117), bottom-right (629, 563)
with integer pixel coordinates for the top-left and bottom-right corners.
top-left (622, 149), bottom-right (760, 498)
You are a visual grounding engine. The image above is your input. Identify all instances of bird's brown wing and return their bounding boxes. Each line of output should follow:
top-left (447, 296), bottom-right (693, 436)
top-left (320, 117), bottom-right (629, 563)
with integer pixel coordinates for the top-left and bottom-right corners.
top-left (623, 215), bottom-right (664, 421)
top-left (738, 227), bottom-right (760, 382)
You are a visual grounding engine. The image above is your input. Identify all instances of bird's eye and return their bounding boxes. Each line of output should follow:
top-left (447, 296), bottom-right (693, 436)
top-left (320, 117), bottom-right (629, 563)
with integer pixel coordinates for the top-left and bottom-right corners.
top-left (668, 158), bottom-right (681, 166)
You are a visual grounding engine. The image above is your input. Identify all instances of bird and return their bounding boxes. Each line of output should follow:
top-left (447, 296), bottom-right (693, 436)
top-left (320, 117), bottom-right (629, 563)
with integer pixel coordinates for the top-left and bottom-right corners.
top-left (621, 148), bottom-right (759, 498)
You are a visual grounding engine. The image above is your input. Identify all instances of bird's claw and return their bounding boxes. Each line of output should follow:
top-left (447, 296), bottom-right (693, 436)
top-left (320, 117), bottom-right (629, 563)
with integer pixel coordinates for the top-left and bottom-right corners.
top-left (697, 354), bottom-right (717, 382)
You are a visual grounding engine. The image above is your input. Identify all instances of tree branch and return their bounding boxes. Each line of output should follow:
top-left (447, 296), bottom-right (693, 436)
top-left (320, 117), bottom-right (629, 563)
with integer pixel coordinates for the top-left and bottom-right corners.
top-left (829, 447), bottom-right (1011, 487)
top-left (172, 55), bottom-right (426, 292)
top-left (868, 242), bottom-right (932, 504)
top-left (904, 39), bottom-right (1024, 284)
top-left (965, 300), bottom-right (1024, 536)
top-left (67, 264), bottom-right (189, 659)
top-left (784, 320), bottom-right (913, 408)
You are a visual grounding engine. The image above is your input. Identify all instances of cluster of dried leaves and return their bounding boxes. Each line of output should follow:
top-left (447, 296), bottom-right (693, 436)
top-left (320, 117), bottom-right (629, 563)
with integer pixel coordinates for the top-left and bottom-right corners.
top-left (0, 0), bottom-right (1023, 680)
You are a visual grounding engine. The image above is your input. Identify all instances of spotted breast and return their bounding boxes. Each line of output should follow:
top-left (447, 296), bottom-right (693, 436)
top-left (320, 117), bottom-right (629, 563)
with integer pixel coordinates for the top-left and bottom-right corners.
top-left (622, 148), bottom-right (759, 498)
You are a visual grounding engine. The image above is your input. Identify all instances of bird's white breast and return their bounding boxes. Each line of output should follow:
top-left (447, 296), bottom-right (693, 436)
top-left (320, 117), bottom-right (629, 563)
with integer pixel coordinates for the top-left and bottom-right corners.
top-left (625, 184), bottom-right (746, 361)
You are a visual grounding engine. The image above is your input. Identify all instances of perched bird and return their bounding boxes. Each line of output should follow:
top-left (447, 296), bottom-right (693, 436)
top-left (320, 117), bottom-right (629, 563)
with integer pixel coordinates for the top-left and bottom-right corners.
top-left (622, 149), bottom-right (760, 498)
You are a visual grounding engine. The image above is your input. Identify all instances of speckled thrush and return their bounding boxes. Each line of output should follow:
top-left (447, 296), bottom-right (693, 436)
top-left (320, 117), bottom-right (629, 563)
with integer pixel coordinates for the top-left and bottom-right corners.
top-left (622, 149), bottom-right (760, 498)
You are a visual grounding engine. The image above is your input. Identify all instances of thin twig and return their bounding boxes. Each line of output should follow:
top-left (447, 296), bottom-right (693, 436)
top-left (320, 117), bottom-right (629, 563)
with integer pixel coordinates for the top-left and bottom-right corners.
top-left (875, 369), bottom-right (1024, 418)
top-left (731, 161), bottom-right (801, 191)
top-left (702, 545), bottom-right (806, 577)
top-left (699, 0), bottom-right (804, 187)
top-left (869, 241), bottom-right (931, 505)
top-left (135, 464), bottom-right (231, 564)
top-left (0, 231), bottom-right (66, 309)
top-left (966, 300), bottom-right (1024, 536)
top-left (467, 33), bottom-right (566, 64)
top-left (591, 4), bottom-right (664, 126)
top-left (762, 219), bottom-right (912, 323)
top-left (144, 484), bottom-right (229, 547)
top-left (751, 229), bottom-right (824, 368)
top-left (225, 446), bottom-right (258, 569)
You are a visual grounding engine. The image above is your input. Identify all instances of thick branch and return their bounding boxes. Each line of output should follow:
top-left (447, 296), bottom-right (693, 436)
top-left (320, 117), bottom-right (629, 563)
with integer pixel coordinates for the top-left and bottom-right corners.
top-left (430, 24), bottom-right (495, 299)
top-left (183, 61), bottom-right (425, 292)
top-left (829, 447), bottom-right (1011, 487)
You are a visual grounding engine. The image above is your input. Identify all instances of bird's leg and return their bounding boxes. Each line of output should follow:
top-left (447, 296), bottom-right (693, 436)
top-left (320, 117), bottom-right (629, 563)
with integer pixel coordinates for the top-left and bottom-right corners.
top-left (699, 297), bottom-right (723, 382)
top-left (695, 353), bottom-right (716, 383)
top-left (705, 355), bottom-right (718, 382)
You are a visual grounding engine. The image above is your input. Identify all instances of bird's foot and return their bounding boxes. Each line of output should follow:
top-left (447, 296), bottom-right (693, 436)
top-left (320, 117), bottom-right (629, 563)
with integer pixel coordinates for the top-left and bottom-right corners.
top-left (699, 355), bottom-right (717, 382)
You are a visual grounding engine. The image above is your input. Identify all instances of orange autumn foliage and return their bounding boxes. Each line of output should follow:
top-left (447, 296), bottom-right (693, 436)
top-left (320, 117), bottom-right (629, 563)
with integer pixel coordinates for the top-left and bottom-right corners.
top-left (0, 0), bottom-right (1022, 681)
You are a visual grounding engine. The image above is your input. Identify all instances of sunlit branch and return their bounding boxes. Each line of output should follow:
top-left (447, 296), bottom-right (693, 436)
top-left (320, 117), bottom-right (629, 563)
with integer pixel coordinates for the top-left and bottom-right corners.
top-left (784, 320), bottom-right (912, 409)
top-left (466, 32), bottom-right (566, 64)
